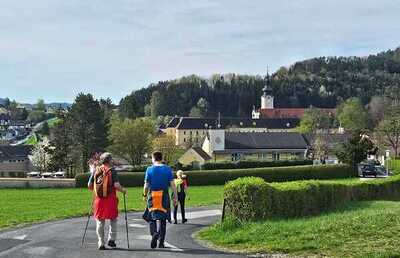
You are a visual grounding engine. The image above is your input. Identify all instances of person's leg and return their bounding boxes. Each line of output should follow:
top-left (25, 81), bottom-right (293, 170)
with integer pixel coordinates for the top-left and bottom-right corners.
top-left (149, 220), bottom-right (158, 249)
top-left (173, 205), bottom-right (178, 224)
top-left (107, 219), bottom-right (118, 247)
top-left (96, 219), bottom-right (106, 249)
top-left (180, 197), bottom-right (187, 223)
top-left (158, 219), bottom-right (167, 247)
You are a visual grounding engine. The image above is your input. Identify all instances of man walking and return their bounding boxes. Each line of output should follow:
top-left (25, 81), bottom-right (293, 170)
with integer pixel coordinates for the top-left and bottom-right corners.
top-left (143, 151), bottom-right (178, 249)
top-left (88, 152), bottom-right (127, 250)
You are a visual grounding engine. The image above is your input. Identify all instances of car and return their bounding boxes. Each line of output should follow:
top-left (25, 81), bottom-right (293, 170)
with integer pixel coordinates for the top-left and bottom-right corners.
top-left (27, 172), bottom-right (41, 178)
top-left (53, 171), bottom-right (66, 178)
top-left (358, 163), bottom-right (387, 178)
top-left (41, 172), bottom-right (53, 178)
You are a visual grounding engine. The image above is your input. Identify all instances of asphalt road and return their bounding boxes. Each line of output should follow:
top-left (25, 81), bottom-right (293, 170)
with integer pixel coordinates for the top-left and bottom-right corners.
top-left (0, 207), bottom-right (245, 258)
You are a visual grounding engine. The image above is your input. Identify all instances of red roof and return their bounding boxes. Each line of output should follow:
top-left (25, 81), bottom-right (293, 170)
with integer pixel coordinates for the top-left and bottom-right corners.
top-left (260, 108), bottom-right (336, 119)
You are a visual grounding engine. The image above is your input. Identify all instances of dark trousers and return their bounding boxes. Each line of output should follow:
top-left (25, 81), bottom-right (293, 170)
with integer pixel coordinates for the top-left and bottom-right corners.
top-left (149, 219), bottom-right (167, 243)
top-left (173, 194), bottom-right (186, 222)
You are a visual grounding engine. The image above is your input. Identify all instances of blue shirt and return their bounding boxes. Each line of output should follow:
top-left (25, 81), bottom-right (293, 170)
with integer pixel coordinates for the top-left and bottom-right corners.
top-left (145, 164), bottom-right (173, 191)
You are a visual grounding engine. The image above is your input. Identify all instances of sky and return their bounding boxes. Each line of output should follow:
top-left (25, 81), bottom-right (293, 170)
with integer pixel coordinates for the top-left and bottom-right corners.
top-left (0, 0), bottom-right (399, 104)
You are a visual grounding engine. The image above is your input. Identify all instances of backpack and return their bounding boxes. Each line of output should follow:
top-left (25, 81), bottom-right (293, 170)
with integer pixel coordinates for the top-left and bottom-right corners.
top-left (94, 165), bottom-right (112, 198)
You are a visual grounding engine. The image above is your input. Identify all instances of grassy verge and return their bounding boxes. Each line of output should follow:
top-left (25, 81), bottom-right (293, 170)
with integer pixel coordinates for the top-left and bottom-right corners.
top-left (0, 185), bottom-right (223, 230)
top-left (198, 200), bottom-right (400, 258)
top-left (24, 133), bottom-right (38, 145)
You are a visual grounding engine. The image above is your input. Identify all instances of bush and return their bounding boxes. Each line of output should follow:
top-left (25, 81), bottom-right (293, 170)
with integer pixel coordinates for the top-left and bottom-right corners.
top-left (75, 164), bottom-right (355, 187)
top-left (202, 160), bottom-right (313, 170)
top-left (224, 175), bottom-right (400, 221)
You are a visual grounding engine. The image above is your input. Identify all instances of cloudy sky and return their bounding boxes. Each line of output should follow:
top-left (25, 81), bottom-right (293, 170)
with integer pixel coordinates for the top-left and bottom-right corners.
top-left (0, 0), bottom-right (399, 103)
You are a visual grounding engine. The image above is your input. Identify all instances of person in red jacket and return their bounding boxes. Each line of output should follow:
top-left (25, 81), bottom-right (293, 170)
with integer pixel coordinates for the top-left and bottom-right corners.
top-left (88, 152), bottom-right (127, 250)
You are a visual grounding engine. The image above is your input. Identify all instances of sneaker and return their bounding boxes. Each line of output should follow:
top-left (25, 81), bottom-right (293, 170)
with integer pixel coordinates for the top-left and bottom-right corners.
top-left (158, 242), bottom-right (166, 248)
top-left (182, 219), bottom-right (188, 224)
top-left (98, 245), bottom-right (106, 250)
top-left (107, 240), bottom-right (117, 249)
top-left (173, 220), bottom-right (178, 224)
top-left (151, 234), bottom-right (158, 249)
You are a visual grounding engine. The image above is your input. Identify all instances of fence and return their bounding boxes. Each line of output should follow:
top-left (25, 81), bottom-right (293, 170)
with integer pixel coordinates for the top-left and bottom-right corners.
top-left (385, 159), bottom-right (400, 175)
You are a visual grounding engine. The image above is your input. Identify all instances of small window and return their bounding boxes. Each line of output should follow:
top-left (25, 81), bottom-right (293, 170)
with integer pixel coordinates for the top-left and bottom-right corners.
top-left (183, 131), bottom-right (186, 135)
top-left (183, 138), bottom-right (186, 142)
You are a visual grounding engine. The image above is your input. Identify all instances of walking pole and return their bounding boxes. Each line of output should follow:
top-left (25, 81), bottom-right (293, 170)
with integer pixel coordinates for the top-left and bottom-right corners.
top-left (81, 198), bottom-right (94, 246)
top-left (123, 193), bottom-right (130, 249)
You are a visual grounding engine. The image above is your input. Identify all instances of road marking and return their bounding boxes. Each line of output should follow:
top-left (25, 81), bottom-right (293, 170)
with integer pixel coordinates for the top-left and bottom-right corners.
top-left (12, 235), bottom-right (27, 240)
top-left (129, 223), bottom-right (146, 228)
top-left (177, 209), bottom-right (221, 220)
top-left (136, 235), bottom-right (184, 252)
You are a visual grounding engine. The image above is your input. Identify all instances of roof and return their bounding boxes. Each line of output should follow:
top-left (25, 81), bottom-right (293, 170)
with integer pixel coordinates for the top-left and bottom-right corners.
top-left (0, 113), bottom-right (10, 121)
top-left (166, 117), bottom-right (180, 128)
top-left (303, 133), bottom-right (349, 147)
top-left (192, 147), bottom-right (212, 161)
top-left (224, 132), bottom-right (308, 150)
top-left (260, 108), bottom-right (336, 119)
top-left (0, 145), bottom-right (32, 162)
top-left (174, 117), bottom-right (300, 130)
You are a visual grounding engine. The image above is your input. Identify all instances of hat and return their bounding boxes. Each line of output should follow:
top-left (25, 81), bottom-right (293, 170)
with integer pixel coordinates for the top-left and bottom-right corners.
top-left (99, 152), bottom-right (112, 164)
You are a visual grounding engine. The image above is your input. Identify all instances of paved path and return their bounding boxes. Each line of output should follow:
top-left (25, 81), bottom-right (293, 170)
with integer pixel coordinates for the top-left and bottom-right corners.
top-left (0, 207), bottom-right (245, 258)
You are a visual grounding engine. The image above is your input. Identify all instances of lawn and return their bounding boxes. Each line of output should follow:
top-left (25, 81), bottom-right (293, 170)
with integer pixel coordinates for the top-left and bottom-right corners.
top-left (199, 200), bottom-right (400, 258)
top-left (0, 185), bottom-right (223, 230)
top-left (24, 133), bottom-right (38, 145)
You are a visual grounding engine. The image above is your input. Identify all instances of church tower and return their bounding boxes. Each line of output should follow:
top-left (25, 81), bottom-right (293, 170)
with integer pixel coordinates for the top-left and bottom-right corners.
top-left (261, 72), bottom-right (274, 109)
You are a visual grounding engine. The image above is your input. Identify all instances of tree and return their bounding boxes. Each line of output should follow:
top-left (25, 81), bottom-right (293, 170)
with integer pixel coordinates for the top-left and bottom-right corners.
top-left (152, 135), bottom-right (181, 164)
top-left (312, 133), bottom-right (329, 162)
top-left (31, 138), bottom-right (55, 172)
top-left (27, 110), bottom-right (47, 123)
top-left (367, 96), bottom-right (391, 127)
top-left (119, 95), bottom-right (140, 119)
top-left (297, 108), bottom-right (331, 133)
top-left (150, 91), bottom-right (163, 118)
top-left (337, 98), bottom-right (368, 132)
top-left (35, 99), bottom-right (46, 112)
top-left (335, 132), bottom-right (378, 167)
top-left (189, 98), bottom-right (210, 117)
top-left (375, 107), bottom-right (400, 158)
top-left (108, 116), bottom-right (155, 165)
top-left (67, 93), bottom-right (108, 172)
top-left (40, 122), bottom-right (50, 136)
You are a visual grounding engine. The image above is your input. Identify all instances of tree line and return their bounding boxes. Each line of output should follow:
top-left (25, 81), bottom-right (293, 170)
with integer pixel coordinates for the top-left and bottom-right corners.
top-left (119, 47), bottom-right (400, 119)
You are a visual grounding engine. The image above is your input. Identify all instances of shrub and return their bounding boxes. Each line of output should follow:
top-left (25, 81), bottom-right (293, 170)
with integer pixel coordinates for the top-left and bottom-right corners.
top-left (202, 160), bottom-right (313, 170)
top-left (224, 175), bottom-right (400, 221)
top-left (75, 164), bottom-right (355, 187)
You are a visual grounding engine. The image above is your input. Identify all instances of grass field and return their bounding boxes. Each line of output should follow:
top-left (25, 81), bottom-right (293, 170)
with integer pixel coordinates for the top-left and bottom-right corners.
top-left (24, 133), bottom-right (38, 145)
top-left (198, 200), bottom-right (400, 258)
top-left (0, 185), bottom-right (223, 230)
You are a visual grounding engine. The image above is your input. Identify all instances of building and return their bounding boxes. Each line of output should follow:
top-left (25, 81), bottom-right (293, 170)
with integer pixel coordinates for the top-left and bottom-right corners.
top-left (166, 117), bottom-right (300, 147)
top-left (252, 73), bottom-right (336, 119)
top-left (178, 147), bottom-right (212, 167)
top-left (303, 133), bottom-right (349, 164)
top-left (0, 145), bottom-right (33, 177)
top-left (202, 130), bottom-right (308, 162)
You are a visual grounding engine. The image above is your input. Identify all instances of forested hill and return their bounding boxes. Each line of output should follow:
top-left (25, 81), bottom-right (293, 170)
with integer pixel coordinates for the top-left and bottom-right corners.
top-left (119, 47), bottom-right (400, 119)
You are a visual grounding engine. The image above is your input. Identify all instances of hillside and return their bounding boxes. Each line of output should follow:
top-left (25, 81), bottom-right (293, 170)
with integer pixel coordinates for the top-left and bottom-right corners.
top-left (119, 47), bottom-right (400, 119)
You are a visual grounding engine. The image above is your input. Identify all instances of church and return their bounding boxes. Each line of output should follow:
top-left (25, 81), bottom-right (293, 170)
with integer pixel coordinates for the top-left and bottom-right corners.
top-left (252, 74), bottom-right (336, 119)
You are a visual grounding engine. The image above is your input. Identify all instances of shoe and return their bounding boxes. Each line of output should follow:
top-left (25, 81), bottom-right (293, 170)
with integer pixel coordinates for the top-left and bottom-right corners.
top-left (182, 219), bottom-right (188, 224)
top-left (151, 234), bottom-right (158, 249)
top-left (158, 242), bottom-right (166, 248)
top-left (173, 220), bottom-right (177, 224)
top-left (98, 245), bottom-right (106, 250)
top-left (107, 240), bottom-right (117, 248)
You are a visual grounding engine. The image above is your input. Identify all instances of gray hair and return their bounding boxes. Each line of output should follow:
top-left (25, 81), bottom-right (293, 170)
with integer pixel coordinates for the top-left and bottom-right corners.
top-left (99, 152), bottom-right (112, 165)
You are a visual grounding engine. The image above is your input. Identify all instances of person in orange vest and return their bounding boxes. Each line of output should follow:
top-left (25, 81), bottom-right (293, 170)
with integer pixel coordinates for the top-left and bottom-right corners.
top-left (143, 151), bottom-right (178, 249)
top-left (88, 152), bottom-right (127, 250)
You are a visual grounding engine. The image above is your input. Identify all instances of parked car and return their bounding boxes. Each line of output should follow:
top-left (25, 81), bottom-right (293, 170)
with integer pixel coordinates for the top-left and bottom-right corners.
top-left (53, 171), bottom-right (66, 178)
top-left (27, 172), bottom-right (41, 178)
top-left (41, 172), bottom-right (53, 178)
top-left (358, 161), bottom-right (387, 177)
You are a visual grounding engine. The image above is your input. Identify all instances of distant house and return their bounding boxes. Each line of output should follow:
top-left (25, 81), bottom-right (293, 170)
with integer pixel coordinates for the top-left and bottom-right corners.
top-left (0, 145), bottom-right (33, 177)
top-left (178, 147), bottom-right (212, 167)
top-left (202, 130), bottom-right (308, 162)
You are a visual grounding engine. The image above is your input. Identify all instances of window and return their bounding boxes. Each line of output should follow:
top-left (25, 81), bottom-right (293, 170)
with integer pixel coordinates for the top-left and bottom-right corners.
top-left (196, 131), bottom-right (199, 135)
top-left (183, 138), bottom-right (186, 142)
top-left (183, 131), bottom-right (186, 135)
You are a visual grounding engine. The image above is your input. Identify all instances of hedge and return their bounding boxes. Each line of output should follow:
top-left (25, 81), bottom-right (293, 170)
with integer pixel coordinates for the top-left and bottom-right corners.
top-left (201, 160), bottom-right (313, 170)
top-left (75, 164), bottom-right (355, 187)
top-left (224, 175), bottom-right (400, 221)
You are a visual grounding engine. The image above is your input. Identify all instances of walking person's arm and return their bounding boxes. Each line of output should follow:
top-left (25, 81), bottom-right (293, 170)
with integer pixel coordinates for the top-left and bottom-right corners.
top-left (112, 170), bottom-right (127, 194)
top-left (170, 181), bottom-right (178, 207)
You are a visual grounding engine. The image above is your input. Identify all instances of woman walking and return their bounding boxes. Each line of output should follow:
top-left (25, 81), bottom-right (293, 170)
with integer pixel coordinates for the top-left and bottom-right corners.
top-left (173, 170), bottom-right (188, 224)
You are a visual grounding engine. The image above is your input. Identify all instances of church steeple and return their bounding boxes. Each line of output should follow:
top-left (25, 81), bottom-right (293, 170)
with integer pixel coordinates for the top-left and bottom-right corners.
top-left (261, 69), bottom-right (274, 109)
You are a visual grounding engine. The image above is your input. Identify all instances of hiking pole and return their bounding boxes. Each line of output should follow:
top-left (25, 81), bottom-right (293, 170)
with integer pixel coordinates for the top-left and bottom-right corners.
top-left (82, 198), bottom-right (94, 246)
top-left (123, 193), bottom-right (130, 249)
